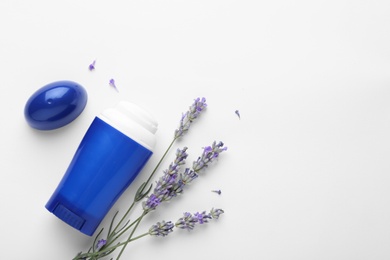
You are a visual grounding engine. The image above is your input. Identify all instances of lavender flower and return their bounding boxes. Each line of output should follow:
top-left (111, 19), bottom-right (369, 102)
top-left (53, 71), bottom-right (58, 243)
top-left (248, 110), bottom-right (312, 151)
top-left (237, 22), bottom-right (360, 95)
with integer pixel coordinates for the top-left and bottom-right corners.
top-left (174, 97), bottom-right (207, 139)
top-left (109, 78), bottom-right (118, 92)
top-left (149, 221), bottom-right (174, 237)
top-left (235, 109), bottom-right (240, 119)
top-left (193, 141), bottom-right (227, 172)
top-left (167, 168), bottom-right (198, 197)
top-left (175, 212), bottom-right (199, 231)
top-left (175, 208), bottom-right (222, 231)
top-left (174, 147), bottom-right (188, 166)
top-left (88, 60), bottom-right (96, 71)
top-left (95, 239), bottom-right (106, 251)
top-left (142, 194), bottom-right (161, 211)
top-left (143, 148), bottom-right (188, 211)
top-left (179, 168), bottom-right (198, 185)
top-left (210, 208), bottom-right (224, 219)
top-left (143, 141), bottom-right (226, 212)
top-left (194, 211), bottom-right (212, 224)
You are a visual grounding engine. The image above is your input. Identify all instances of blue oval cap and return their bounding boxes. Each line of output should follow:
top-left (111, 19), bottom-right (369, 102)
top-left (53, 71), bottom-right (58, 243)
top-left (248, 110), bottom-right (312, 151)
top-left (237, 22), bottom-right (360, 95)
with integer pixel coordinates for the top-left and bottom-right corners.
top-left (24, 80), bottom-right (88, 130)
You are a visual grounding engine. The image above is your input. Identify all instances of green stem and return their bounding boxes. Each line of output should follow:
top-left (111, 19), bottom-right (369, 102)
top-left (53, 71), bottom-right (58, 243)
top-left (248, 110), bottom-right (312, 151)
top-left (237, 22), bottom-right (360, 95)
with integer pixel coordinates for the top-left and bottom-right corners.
top-left (108, 201), bottom-right (135, 240)
top-left (116, 210), bottom-right (147, 260)
top-left (105, 215), bottom-right (142, 249)
top-left (109, 138), bottom-right (176, 243)
top-left (74, 231), bottom-right (149, 259)
top-left (137, 138), bottom-right (177, 198)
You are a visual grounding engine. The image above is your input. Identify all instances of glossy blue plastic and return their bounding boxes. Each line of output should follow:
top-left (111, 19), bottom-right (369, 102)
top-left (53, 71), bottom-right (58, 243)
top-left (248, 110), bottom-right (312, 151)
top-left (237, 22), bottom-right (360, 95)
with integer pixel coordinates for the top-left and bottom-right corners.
top-left (24, 80), bottom-right (87, 130)
top-left (45, 117), bottom-right (153, 236)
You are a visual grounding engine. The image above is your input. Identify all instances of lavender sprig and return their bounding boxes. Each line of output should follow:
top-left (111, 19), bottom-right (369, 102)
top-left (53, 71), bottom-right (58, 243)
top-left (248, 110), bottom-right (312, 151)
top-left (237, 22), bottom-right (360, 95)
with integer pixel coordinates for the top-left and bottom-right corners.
top-left (149, 208), bottom-right (224, 237)
top-left (142, 147), bottom-right (188, 212)
top-left (112, 98), bottom-right (207, 259)
top-left (174, 97), bottom-right (207, 139)
top-left (175, 209), bottom-right (223, 231)
top-left (135, 98), bottom-right (206, 202)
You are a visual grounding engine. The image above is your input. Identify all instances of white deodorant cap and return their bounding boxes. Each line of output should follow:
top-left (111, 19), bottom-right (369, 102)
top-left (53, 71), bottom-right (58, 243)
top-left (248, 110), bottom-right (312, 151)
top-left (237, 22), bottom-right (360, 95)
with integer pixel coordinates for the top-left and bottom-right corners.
top-left (98, 101), bottom-right (158, 151)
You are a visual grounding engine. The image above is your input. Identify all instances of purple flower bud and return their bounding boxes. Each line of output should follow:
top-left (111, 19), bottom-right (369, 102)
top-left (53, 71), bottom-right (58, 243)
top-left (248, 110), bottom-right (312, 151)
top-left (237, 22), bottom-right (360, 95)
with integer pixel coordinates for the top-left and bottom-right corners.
top-left (88, 60), bottom-right (96, 71)
top-left (175, 208), bottom-right (222, 231)
top-left (109, 78), bottom-right (119, 92)
top-left (149, 221), bottom-right (174, 237)
top-left (95, 239), bottom-right (106, 251)
top-left (210, 208), bottom-right (224, 219)
top-left (142, 194), bottom-right (161, 211)
top-left (193, 141), bottom-right (227, 172)
top-left (194, 211), bottom-right (212, 224)
top-left (175, 212), bottom-right (198, 231)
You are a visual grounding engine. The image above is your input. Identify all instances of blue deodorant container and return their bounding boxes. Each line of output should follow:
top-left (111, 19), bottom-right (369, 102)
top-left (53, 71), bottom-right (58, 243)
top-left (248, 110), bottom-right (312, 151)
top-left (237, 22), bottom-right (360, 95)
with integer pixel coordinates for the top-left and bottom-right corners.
top-left (45, 101), bottom-right (158, 236)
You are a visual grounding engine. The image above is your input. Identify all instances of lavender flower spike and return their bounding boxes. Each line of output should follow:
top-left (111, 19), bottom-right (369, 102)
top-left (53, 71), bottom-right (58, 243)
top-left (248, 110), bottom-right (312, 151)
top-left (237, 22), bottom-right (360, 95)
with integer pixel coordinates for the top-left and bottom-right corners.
top-left (143, 147), bottom-right (188, 211)
top-left (174, 97), bottom-right (207, 139)
top-left (175, 212), bottom-right (199, 231)
top-left (149, 221), bottom-right (174, 237)
top-left (142, 194), bottom-right (161, 212)
top-left (193, 141), bottom-right (227, 172)
top-left (175, 208), bottom-right (223, 231)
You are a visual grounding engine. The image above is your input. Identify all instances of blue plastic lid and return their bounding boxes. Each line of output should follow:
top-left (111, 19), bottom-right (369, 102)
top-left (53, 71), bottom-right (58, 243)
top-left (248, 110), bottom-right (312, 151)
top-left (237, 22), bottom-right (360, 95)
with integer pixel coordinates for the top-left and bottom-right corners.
top-left (24, 80), bottom-right (88, 130)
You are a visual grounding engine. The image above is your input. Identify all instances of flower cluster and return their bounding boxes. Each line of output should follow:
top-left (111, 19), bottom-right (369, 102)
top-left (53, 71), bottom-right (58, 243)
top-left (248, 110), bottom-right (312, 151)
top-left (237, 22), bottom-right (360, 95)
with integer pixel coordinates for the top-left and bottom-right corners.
top-left (193, 141), bottom-right (228, 172)
top-left (148, 221), bottom-right (174, 237)
top-left (142, 147), bottom-right (189, 212)
top-left (142, 140), bottom-right (226, 213)
top-left (149, 208), bottom-right (224, 237)
top-left (174, 97), bottom-right (207, 139)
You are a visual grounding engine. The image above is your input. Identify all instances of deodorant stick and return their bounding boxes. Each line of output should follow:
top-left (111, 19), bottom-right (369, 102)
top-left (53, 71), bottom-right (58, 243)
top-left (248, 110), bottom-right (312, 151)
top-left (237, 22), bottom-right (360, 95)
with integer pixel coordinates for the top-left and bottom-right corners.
top-left (45, 101), bottom-right (158, 236)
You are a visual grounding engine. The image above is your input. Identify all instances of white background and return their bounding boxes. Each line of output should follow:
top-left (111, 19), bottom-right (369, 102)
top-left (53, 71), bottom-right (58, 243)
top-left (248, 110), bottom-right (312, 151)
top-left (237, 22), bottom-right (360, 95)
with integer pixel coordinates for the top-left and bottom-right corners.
top-left (0, 0), bottom-right (390, 259)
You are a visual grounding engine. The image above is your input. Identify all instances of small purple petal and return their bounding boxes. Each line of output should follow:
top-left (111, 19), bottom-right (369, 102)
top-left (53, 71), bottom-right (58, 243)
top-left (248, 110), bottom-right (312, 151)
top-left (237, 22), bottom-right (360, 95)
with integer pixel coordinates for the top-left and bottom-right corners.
top-left (212, 189), bottom-right (221, 195)
top-left (235, 110), bottom-right (240, 119)
top-left (88, 60), bottom-right (96, 71)
top-left (109, 78), bottom-right (119, 92)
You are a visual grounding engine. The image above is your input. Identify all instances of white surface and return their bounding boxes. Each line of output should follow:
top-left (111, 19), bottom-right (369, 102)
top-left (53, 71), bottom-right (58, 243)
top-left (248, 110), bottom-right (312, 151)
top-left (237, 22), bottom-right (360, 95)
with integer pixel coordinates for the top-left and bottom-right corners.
top-left (1, 0), bottom-right (390, 259)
